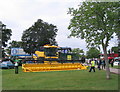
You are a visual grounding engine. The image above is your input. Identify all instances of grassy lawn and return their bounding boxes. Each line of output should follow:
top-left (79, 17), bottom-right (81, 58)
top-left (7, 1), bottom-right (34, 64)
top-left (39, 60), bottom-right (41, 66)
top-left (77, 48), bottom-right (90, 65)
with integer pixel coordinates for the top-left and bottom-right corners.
top-left (2, 67), bottom-right (119, 90)
top-left (109, 64), bottom-right (120, 69)
top-left (112, 65), bottom-right (120, 69)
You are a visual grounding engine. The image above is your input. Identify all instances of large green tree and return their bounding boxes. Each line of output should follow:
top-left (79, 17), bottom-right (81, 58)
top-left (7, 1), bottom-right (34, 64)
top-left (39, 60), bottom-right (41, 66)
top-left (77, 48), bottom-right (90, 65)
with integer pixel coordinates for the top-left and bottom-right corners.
top-left (0, 21), bottom-right (12, 58)
top-left (1, 22), bottom-right (12, 47)
top-left (68, 2), bottom-right (119, 79)
top-left (86, 47), bottom-right (100, 59)
top-left (21, 19), bottom-right (58, 54)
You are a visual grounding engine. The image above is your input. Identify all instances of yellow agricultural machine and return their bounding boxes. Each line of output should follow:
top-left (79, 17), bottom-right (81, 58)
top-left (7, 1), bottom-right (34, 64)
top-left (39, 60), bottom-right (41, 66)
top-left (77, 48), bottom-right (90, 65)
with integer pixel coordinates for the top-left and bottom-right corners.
top-left (22, 44), bottom-right (88, 72)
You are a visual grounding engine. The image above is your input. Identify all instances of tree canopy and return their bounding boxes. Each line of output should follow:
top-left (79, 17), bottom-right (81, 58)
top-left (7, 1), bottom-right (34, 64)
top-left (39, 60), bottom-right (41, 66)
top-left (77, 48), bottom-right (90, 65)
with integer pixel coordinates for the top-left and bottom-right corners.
top-left (68, 2), bottom-right (119, 79)
top-left (111, 46), bottom-right (119, 54)
top-left (0, 21), bottom-right (12, 58)
top-left (21, 19), bottom-right (58, 54)
top-left (9, 40), bottom-right (23, 48)
top-left (72, 48), bottom-right (84, 54)
top-left (86, 47), bottom-right (100, 59)
top-left (68, 2), bottom-right (119, 48)
top-left (0, 21), bottom-right (12, 47)
top-left (71, 48), bottom-right (84, 58)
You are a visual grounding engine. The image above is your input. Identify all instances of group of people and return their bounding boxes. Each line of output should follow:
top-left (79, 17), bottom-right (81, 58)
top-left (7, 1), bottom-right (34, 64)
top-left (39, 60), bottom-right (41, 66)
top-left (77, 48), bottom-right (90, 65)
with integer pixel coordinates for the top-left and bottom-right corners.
top-left (89, 58), bottom-right (106, 72)
top-left (97, 58), bottom-right (106, 70)
top-left (88, 58), bottom-right (117, 72)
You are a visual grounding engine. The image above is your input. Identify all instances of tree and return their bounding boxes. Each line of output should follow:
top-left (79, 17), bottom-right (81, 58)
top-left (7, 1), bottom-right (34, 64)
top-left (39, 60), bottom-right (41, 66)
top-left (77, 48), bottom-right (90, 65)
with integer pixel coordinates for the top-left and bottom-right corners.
top-left (1, 23), bottom-right (12, 47)
top-left (111, 46), bottom-right (118, 54)
top-left (0, 21), bottom-right (2, 59)
top-left (86, 47), bottom-right (100, 59)
top-left (0, 21), bottom-right (12, 58)
top-left (6, 40), bottom-right (23, 55)
top-left (21, 19), bottom-right (58, 54)
top-left (9, 40), bottom-right (23, 48)
top-left (72, 48), bottom-right (84, 54)
top-left (116, 29), bottom-right (120, 57)
top-left (71, 48), bottom-right (84, 58)
top-left (68, 2), bottom-right (119, 79)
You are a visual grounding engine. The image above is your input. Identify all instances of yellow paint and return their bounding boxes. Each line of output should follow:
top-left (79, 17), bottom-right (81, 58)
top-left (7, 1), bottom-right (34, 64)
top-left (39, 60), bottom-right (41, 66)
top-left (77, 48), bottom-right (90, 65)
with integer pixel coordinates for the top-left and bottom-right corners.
top-left (22, 63), bottom-right (88, 72)
top-left (67, 55), bottom-right (72, 60)
top-left (44, 44), bottom-right (59, 48)
top-left (45, 56), bottom-right (58, 59)
top-left (35, 51), bottom-right (45, 57)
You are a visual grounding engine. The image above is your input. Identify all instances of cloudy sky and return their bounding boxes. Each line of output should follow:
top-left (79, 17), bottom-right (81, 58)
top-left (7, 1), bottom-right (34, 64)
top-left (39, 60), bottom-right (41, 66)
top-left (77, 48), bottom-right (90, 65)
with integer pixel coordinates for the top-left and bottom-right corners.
top-left (0, 0), bottom-right (117, 53)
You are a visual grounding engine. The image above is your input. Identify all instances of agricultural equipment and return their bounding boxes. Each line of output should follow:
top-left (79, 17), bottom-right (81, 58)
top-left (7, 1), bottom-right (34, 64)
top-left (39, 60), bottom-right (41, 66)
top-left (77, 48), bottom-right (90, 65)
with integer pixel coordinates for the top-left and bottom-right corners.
top-left (22, 44), bottom-right (87, 72)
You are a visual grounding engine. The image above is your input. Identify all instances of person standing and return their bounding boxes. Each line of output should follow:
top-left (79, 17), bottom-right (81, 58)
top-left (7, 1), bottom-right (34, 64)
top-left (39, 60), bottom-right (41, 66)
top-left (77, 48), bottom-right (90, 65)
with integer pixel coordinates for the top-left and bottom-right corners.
top-left (101, 58), bottom-right (106, 69)
top-left (89, 59), bottom-right (95, 72)
top-left (14, 58), bottom-right (19, 74)
top-left (97, 58), bottom-right (101, 70)
top-left (110, 59), bottom-right (114, 67)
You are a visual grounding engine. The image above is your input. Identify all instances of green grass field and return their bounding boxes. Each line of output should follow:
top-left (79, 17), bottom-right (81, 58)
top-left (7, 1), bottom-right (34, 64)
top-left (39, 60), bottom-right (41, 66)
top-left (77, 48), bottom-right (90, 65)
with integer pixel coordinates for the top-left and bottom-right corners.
top-left (110, 65), bottom-right (120, 69)
top-left (2, 67), bottom-right (119, 90)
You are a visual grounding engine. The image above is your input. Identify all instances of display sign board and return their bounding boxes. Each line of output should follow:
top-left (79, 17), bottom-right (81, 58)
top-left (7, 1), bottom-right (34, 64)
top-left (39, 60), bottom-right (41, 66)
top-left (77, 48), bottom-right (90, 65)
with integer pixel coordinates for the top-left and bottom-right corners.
top-left (11, 48), bottom-right (31, 56)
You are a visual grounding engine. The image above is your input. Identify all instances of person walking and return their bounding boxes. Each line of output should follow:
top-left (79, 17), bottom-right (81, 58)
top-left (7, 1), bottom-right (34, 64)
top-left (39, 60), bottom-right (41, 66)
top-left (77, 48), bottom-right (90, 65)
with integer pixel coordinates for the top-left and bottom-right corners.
top-left (89, 59), bottom-right (95, 72)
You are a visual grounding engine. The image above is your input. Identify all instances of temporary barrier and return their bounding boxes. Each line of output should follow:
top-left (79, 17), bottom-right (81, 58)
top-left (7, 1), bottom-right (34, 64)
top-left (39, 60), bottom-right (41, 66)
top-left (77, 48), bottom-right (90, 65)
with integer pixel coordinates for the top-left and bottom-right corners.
top-left (22, 63), bottom-right (88, 72)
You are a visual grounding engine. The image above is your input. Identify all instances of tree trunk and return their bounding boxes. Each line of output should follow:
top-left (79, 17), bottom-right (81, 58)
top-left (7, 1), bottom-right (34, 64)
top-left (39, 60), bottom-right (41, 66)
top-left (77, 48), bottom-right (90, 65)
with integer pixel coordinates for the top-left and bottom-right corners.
top-left (103, 46), bottom-right (110, 79)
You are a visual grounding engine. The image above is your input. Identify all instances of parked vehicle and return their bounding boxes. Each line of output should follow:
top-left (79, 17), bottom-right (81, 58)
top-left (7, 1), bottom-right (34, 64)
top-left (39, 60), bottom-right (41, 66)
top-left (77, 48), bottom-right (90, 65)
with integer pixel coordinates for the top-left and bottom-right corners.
top-left (0, 61), bottom-right (14, 69)
top-left (113, 57), bottom-right (120, 66)
top-left (113, 60), bottom-right (120, 66)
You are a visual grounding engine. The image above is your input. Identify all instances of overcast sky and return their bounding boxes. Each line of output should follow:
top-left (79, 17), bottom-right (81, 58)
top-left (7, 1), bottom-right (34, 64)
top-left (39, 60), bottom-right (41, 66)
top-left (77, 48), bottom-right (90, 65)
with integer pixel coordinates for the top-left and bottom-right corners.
top-left (0, 0), bottom-right (117, 53)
